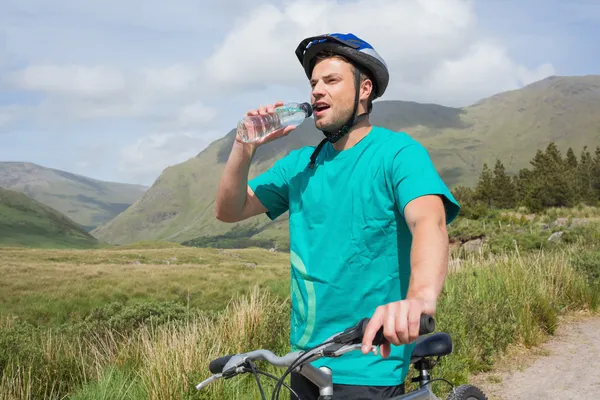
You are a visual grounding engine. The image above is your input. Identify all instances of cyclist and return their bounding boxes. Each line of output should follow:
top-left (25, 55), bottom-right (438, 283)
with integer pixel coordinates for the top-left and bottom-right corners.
top-left (215, 33), bottom-right (461, 399)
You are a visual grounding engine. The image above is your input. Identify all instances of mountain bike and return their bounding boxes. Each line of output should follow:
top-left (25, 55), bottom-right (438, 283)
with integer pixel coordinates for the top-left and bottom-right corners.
top-left (196, 314), bottom-right (488, 400)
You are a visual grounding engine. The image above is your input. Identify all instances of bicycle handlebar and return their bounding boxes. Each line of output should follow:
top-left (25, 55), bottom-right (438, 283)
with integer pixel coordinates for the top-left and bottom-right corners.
top-left (209, 349), bottom-right (302, 374)
top-left (205, 314), bottom-right (435, 376)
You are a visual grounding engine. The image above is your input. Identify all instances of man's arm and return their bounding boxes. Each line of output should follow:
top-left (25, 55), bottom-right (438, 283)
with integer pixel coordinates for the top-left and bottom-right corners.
top-left (215, 141), bottom-right (267, 222)
top-left (215, 102), bottom-right (294, 223)
top-left (361, 194), bottom-right (449, 358)
top-left (404, 194), bottom-right (449, 314)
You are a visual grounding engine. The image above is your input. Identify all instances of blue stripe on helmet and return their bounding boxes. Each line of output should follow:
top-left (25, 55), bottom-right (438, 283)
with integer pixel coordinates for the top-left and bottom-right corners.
top-left (328, 33), bottom-right (374, 51)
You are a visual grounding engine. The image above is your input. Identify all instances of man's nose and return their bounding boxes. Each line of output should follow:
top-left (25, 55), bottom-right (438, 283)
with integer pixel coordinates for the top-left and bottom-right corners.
top-left (312, 81), bottom-right (325, 97)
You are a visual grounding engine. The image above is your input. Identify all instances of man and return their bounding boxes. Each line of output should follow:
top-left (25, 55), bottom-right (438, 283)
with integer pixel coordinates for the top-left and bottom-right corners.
top-left (215, 33), bottom-right (460, 399)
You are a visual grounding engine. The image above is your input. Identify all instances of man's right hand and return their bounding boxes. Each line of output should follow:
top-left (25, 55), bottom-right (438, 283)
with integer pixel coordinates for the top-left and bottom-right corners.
top-left (236, 101), bottom-right (297, 147)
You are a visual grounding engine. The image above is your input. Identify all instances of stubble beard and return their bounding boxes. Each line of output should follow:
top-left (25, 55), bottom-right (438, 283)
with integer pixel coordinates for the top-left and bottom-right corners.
top-left (315, 105), bottom-right (354, 133)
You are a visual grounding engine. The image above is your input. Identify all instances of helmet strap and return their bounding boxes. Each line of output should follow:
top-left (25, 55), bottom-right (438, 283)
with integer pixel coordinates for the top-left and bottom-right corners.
top-left (309, 67), bottom-right (367, 169)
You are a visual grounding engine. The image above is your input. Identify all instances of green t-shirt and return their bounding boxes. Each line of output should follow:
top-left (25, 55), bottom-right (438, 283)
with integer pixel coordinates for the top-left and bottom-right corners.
top-left (248, 126), bottom-right (460, 386)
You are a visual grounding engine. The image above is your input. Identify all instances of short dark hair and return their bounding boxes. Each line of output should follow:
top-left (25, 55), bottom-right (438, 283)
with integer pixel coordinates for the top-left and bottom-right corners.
top-left (312, 50), bottom-right (377, 113)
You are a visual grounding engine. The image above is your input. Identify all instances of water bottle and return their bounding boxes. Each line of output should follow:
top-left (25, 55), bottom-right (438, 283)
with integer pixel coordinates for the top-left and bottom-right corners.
top-left (236, 102), bottom-right (313, 143)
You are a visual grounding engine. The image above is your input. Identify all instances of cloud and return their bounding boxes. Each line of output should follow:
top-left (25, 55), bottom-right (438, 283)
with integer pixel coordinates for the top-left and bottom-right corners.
top-left (1, 0), bottom-right (564, 184)
top-left (203, 0), bottom-right (555, 106)
top-left (118, 130), bottom-right (219, 184)
top-left (11, 64), bottom-right (126, 97)
top-left (425, 40), bottom-right (556, 104)
top-left (6, 63), bottom-right (214, 128)
top-left (0, 106), bottom-right (24, 130)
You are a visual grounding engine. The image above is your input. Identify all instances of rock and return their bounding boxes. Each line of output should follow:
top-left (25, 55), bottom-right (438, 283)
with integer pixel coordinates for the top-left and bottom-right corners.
top-left (462, 238), bottom-right (484, 252)
top-left (553, 218), bottom-right (569, 227)
top-left (218, 249), bottom-right (240, 258)
top-left (526, 214), bottom-right (536, 221)
top-left (548, 231), bottom-right (564, 242)
top-left (571, 218), bottom-right (590, 228)
top-left (244, 262), bottom-right (257, 268)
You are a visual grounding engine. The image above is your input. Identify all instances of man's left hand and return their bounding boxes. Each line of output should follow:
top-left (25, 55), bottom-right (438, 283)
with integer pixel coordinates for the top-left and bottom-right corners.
top-left (361, 297), bottom-right (436, 358)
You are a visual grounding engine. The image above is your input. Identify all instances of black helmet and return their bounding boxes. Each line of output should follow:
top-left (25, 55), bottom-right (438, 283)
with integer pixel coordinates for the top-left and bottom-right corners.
top-left (294, 33), bottom-right (389, 168)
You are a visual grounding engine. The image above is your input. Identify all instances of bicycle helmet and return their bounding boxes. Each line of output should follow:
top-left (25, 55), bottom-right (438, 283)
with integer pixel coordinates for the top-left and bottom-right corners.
top-left (294, 33), bottom-right (389, 168)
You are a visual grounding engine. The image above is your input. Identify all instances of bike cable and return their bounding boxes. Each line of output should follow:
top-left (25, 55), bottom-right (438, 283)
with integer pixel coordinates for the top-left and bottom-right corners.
top-left (271, 338), bottom-right (337, 400)
top-left (254, 371), bottom-right (300, 399)
top-left (247, 359), bottom-right (267, 400)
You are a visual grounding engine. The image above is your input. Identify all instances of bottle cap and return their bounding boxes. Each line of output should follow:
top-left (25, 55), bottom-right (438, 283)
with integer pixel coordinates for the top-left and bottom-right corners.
top-left (300, 102), bottom-right (313, 118)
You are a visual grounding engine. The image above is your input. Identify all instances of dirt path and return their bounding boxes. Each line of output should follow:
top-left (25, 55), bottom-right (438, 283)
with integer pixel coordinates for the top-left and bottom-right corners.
top-left (472, 314), bottom-right (600, 400)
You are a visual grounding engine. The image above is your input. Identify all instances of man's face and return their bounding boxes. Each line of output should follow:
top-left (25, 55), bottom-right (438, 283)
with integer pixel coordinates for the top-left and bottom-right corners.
top-left (310, 56), bottom-right (358, 132)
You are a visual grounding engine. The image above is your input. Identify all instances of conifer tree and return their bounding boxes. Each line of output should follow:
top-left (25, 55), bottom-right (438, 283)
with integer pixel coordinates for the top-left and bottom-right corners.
top-left (592, 146), bottom-right (600, 201)
top-left (565, 147), bottom-right (580, 203)
top-left (475, 163), bottom-right (494, 207)
top-left (491, 159), bottom-right (516, 208)
top-left (566, 147), bottom-right (578, 170)
top-left (577, 146), bottom-right (595, 203)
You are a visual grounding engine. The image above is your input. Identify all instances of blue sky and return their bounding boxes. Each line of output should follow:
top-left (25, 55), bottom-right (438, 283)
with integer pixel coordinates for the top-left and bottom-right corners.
top-left (0, 0), bottom-right (598, 185)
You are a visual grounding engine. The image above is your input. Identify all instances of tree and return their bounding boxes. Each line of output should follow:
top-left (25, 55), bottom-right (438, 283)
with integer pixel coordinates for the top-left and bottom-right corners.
top-left (565, 147), bottom-right (578, 170)
top-left (593, 146), bottom-right (600, 201)
top-left (527, 142), bottom-right (575, 208)
top-left (475, 163), bottom-right (494, 207)
top-left (577, 146), bottom-right (595, 203)
top-left (491, 159), bottom-right (516, 208)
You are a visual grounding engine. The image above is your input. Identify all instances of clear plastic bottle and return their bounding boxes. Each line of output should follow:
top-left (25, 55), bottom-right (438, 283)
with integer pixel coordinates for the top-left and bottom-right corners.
top-left (236, 102), bottom-right (313, 143)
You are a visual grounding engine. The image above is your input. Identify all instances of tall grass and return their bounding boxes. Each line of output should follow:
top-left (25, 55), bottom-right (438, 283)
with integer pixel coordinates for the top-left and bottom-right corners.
top-left (1, 228), bottom-right (598, 399)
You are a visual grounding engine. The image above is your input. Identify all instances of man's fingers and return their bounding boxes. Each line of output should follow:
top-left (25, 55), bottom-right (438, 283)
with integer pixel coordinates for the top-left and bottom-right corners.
top-left (395, 301), bottom-right (409, 344)
top-left (380, 342), bottom-right (391, 359)
top-left (362, 307), bottom-right (384, 353)
top-left (407, 303), bottom-right (423, 342)
top-left (384, 304), bottom-right (400, 346)
top-left (282, 125), bottom-right (296, 135)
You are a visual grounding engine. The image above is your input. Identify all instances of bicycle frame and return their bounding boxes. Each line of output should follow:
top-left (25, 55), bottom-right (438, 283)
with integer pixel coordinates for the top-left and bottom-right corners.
top-left (296, 353), bottom-right (440, 400)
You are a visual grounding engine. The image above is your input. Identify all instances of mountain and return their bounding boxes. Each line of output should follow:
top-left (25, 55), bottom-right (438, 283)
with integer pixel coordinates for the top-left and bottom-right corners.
top-left (0, 186), bottom-right (99, 248)
top-left (91, 75), bottom-right (600, 246)
top-left (0, 162), bottom-right (148, 231)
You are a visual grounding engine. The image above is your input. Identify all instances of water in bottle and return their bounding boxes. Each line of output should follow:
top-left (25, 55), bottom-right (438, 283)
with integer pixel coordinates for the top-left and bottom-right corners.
top-left (236, 102), bottom-right (313, 143)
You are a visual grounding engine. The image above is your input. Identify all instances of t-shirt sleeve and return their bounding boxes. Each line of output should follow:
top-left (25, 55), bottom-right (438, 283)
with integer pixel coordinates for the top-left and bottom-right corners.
top-left (248, 155), bottom-right (292, 221)
top-left (392, 142), bottom-right (461, 224)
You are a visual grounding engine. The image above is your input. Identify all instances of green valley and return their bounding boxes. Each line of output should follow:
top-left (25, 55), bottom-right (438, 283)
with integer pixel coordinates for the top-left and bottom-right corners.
top-left (0, 162), bottom-right (147, 231)
top-left (0, 186), bottom-right (99, 248)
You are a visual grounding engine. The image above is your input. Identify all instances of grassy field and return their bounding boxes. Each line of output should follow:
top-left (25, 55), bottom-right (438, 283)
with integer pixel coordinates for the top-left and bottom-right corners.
top-left (1, 210), bottom-right (599, 399)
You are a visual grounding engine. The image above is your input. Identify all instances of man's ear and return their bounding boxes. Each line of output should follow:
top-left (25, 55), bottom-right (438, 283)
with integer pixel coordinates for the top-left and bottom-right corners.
top-left (360, 78), bottom-right (373, 101)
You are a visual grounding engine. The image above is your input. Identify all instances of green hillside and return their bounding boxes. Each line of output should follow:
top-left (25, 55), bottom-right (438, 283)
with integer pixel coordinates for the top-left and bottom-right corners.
top-left (91, 75), bottom-right (600, 246)
top-left (0, 162), bottom-right (148, 230)
top-left (0, 187), bottom-right (99, 248)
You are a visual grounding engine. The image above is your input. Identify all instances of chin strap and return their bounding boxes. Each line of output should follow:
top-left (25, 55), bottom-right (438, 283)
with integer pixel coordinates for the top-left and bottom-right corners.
top-left (309, 67), bottom-right (367, 169)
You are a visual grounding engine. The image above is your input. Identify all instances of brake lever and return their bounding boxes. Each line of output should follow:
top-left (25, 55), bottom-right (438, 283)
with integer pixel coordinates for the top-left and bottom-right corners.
top-left (322, 343), bottom-right (378, 358)
top-left (196, 364), bottom-right (251, 391)
top-left (196, 373), bottom-right (222, 390)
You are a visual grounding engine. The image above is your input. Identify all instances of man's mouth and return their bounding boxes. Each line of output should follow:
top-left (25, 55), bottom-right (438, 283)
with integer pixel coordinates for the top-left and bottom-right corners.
top-left (313, 103), bottom-right (330, 116)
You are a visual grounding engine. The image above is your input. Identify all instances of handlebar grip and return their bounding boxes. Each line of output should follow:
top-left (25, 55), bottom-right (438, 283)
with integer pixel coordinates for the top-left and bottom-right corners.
top-left (360, 314), bottom-right (435, 346)
top-left (209, 354), bottom-right (233, 374)
top-left (419, 314), bottom-right (435, 335)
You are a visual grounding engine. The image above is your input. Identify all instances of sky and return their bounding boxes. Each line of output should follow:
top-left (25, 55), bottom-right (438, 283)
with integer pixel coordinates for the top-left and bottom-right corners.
top-left (0, 0), bottom-right (598, 186)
